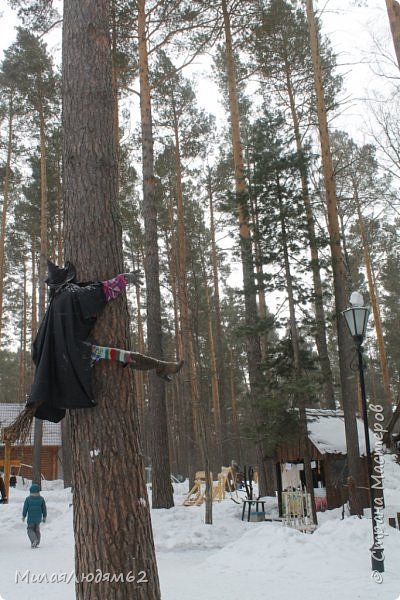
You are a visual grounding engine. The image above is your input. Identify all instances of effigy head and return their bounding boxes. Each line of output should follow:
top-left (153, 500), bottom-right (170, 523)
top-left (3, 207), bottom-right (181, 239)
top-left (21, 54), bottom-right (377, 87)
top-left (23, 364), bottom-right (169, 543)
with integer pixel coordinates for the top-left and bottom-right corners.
top-left (46, 260), bottom-right (77, 289)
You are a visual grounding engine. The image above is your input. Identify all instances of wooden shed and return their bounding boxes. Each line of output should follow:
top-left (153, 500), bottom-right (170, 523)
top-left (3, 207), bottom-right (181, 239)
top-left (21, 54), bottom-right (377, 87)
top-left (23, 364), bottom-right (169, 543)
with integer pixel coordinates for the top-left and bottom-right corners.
top-left (275, 409), bottom-right (374, 511)
top-left (0, 403), bottom-right (62, 481)
top-left (384, 402), bottom-right (400, 452)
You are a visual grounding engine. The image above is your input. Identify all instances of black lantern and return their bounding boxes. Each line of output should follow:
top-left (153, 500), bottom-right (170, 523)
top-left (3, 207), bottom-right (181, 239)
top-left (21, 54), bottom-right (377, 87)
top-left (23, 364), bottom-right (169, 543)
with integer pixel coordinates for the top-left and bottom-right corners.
top-left (342, 291), bottom-right (370, 342)
top-left (342, 292), bottom-right (384, 574)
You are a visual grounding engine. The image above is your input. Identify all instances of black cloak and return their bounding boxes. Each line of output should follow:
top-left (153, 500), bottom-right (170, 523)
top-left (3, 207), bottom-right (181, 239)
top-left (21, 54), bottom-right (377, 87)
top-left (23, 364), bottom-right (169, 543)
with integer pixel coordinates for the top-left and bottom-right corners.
top-left (27, 281), bottom-right (107, 423)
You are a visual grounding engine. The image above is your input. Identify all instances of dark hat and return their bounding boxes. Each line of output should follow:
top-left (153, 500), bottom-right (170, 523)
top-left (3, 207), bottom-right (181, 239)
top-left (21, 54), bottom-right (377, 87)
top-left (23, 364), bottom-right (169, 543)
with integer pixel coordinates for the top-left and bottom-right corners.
top-left (46, 260), bottom-right (76, 289)
top-left (30, 483), bottom-right (40, 493)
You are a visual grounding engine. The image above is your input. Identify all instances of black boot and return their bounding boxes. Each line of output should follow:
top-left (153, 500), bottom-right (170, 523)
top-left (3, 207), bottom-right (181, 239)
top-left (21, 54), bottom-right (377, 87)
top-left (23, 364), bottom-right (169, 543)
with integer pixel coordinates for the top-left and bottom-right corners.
top-left (155, 359), bottom-right (184, 381)
top-left (128, 352), bottom-right (184, 381)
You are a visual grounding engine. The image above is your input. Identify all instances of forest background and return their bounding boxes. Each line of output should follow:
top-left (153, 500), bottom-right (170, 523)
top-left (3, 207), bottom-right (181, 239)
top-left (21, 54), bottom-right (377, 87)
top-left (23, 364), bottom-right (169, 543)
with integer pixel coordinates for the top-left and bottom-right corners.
top-left (0, 0), bottom-right (399, 504)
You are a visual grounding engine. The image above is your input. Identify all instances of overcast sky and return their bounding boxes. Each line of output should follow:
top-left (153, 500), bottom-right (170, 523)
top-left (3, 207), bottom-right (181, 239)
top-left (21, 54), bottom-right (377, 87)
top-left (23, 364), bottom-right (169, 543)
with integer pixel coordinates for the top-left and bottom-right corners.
top-left (0, 1), bottom-right (396, 138)
top-left (318, 0), bottom-right (398, 141)
top-left (0, 1), bottom-right (397, 313)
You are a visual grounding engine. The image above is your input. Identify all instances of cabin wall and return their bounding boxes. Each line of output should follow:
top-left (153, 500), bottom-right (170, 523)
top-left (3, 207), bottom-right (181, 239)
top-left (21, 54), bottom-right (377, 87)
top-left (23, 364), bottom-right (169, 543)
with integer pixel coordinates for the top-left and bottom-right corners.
top-left (275, 451), bottom-right (373, 510)
top-left (0, 445), bottom-right (60, 481)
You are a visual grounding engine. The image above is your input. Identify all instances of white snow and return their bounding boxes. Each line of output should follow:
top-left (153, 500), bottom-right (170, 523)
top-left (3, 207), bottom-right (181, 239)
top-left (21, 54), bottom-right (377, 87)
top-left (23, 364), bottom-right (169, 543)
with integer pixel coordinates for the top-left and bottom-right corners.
top-left (89, 449), bottom-right (101, 459)
top-left (1, 455), bottom-right (400, 600)
top-left (306, 409), bottom-right (376, 456)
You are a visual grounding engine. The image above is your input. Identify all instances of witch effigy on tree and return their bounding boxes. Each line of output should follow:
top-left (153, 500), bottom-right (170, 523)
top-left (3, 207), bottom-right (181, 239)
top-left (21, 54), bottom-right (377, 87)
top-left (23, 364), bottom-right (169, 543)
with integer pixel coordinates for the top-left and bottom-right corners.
top-left (7, 260), bottom-right (183, 437)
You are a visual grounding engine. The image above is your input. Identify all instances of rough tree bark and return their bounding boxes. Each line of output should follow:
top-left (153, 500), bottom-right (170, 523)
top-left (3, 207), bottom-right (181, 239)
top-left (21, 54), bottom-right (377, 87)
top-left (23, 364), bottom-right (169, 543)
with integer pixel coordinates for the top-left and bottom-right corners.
top-left (202, 256), bottom-right (223, 470)
top-left (250, 192), bottom-right (269, 361)
top-left (353, 184), bottom-right (392, 412)
top-left (229, 348), bottom-right (242, 464)
top-left (221, 0), bottom-right (268, 495)
top-left (385, 0), bottom-right (400, 69)
top-left (138, 0), bottom-right (174, 509)
top-left (207, 172), bottom-right (230, 463)
top-left (171, 91), bottom-right (201, 484)
top-left (62, 2), bottom-right (160, 598)
top-left (18, 262), bottom-right (28, 403)
top-left (283, 54), bottom-right (335, 409)
top-left (277, 181), bottom-right (317, 525)
top-left (134, 280), bottom-right (146, 438)
top-left (31, 241), bottom-right (38, 339)
top-left (0, 97), bottom-right (14, 344)
top-left (61, 414), bottom-right (72, 489)
top-left (32, 102), bottom-right (48, 487)
top-left (56, 158), bottom-right (63, 264)
top-left (164, 201), bottom-right (187, 476)
top-left (306, 0), bottom-right (361, 515)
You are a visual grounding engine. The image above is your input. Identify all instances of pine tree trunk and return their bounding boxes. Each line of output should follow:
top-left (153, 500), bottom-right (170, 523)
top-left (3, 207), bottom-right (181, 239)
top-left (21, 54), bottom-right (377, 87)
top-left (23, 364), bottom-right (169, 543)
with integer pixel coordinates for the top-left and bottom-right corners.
top-left (56, 162), bottom-right (63, 264)
top-left (31, 241), bottom-right (38, 339)
top-left (247, 171), bottom-right (269, 362)
top-left (229, 348), bottom-right (242, 464)
top-left (204, 462), bottom-right (213, 525)
top-left (172, 95), bottom-right (201, 484)
top-left (385, 0), bottom-right (400, 69)
top-left (32, 105), bottom-right (48, 487)
top-left (134, 281), bottom-right (146, 440)
top-left (306, 0), bottom-right (361, 515)
top-left (111, 0), bottom-right (120, 157)
top-left (207, 176), bottom-right (230, 463)
top-left (204, 269), bottom-right (223, 469)
top-left (284, 56), bottom-right (335, 409)
top-left (18, 262), bottom-right (28, 403)
top-left (252, 207), bottom-right (269, 360)
top-left (165, 203), bottom-right (187, 477)
top-left (138, 0), bottom-right (174, 509)
top-left (62, 2), bottom-right (160, 598)
top-left (0, 98), bottom-right (14, 344)
top-left (221, 0), bottom-right (267, 496)
top-left (354, 187), bottom-right (392, 411)
top-left (61, 414), bottom-right (72, 489)
top-left (278, 184), bottom-right (317, 525)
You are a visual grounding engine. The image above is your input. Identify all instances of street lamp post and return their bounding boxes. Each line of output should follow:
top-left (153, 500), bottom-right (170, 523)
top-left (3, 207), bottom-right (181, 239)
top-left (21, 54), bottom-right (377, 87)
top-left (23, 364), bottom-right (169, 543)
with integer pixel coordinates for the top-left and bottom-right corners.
top-left (342, 292), bottom-right (384, 574)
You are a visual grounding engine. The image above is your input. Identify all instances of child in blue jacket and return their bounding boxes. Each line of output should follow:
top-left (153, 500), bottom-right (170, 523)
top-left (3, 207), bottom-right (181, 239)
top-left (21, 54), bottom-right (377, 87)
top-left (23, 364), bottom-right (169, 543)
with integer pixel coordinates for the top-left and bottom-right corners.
top-left (22, 484), bottom-right (47, 548)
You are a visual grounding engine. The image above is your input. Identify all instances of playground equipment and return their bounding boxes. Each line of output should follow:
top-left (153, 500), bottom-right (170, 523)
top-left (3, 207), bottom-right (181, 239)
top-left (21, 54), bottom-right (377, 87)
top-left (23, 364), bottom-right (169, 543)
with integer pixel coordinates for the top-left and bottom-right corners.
top-left (0, 423), bottom-right (31, 500)
top-left (183, 471), bottom-right (211, 506)
top-left (282, 489), bottom-right (316, 533)
top-left (215, 466), bottom-right (238, 500)
top-left (183, 466), bottom-right (239, 506)
top-left (0, 432), bottom-right (20, 502)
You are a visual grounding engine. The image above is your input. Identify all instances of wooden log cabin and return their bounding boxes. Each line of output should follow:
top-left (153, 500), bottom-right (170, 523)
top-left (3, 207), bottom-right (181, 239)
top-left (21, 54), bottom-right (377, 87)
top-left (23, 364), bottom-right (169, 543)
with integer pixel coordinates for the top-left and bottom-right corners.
top-left (0, 403), bottom-right (61, 481)
top-left (274, 409), bottom-right (374, 511)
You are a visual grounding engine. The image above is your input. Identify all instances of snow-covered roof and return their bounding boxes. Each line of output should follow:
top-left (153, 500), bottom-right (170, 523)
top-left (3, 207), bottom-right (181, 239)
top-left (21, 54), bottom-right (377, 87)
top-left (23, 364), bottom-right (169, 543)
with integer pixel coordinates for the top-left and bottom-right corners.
top-left (306, 408), bottom-right (375, 457)
top-left (0, 403), bottom-right (61, 446)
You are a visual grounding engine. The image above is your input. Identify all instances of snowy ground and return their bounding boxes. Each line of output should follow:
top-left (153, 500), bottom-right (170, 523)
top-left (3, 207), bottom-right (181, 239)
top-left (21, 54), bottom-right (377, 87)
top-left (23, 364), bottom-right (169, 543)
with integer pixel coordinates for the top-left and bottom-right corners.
top-left (1, 455), bottom-right (399, 600)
